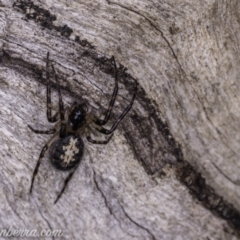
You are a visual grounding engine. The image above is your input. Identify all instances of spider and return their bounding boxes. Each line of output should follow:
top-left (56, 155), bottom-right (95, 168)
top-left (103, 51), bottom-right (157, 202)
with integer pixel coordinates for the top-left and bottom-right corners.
top-left (28, 52), bottom-right (137, 204)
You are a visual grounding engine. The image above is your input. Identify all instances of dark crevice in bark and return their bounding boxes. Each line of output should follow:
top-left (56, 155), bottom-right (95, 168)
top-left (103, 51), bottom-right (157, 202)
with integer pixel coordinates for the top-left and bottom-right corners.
top-left (13, 0), bottom-right (94, 49)
top-left (176, 162), bottom-right (240, 237)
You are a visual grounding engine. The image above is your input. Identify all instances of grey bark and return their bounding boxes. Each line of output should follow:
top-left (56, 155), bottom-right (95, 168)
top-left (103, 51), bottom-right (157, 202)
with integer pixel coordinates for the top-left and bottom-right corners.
top-left (0, 0), bottom-right (240, 239)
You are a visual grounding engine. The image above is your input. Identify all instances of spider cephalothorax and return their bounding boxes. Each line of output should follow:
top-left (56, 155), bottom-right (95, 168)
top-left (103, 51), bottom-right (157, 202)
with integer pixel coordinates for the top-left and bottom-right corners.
top-left (69, 104), bottom-right (86, 131)
top-left (28, 52), bottom-right (137, 203)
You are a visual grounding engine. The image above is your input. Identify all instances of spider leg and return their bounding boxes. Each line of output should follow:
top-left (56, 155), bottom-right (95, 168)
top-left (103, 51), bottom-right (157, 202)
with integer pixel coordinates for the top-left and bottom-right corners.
top-left (51, 63), bottom-right (66, 138)
top-left (93, 79), bottom-right (137, 135)
top-left (87, 135), bottom-right (112, 144)
top-left (29, 132), bottom-right (59, 194)
top-left (85, 127), bottom-right (113, 144)
top-left (46, 52), bottom-right (59, 123)
top-left (94, 56), bottom-right (118, 126)
top-left (28, 125), bottom-right (56, 134)
top-left (54, 166), bottom-right (78, 204)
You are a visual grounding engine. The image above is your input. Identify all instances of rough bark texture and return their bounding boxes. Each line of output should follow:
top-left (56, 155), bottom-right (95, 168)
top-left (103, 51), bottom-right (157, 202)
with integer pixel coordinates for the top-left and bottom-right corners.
top-left (0, 0), bottom-right (240, 239)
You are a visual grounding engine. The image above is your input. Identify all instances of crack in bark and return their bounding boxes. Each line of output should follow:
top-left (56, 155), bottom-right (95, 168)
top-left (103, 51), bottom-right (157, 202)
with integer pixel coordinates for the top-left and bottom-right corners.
top-left (106, 0), bottom-right (185, 75)
top-left (37, 208), bottom-right (55, 240)
top-left (92, 170), bottom-right (156, 239)
top-left (5, 194), bottom-right (27, 227)
top-left (118, 200), bottom-right (156, 240)
top-left (92, 170), bottom-right (138, 239)
top-left (92, 170), bottom-right (114, 215)
top-left (210, 160), bottom-right (240, 185)
top-left (195, 93), bottom-right (240, 185)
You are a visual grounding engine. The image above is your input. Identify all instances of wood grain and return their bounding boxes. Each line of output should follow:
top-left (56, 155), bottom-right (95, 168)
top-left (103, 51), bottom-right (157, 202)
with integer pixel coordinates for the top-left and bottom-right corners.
top-left (0, 0), bottom-right (239, 239)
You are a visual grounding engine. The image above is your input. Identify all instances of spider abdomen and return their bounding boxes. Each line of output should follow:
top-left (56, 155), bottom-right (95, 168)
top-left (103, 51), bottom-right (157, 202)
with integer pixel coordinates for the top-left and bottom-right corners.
top-left (50, 135), bottom-right (84, 171)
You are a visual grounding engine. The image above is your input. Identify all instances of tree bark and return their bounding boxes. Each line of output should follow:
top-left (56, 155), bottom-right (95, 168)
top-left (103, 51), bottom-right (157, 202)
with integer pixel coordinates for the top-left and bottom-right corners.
top-left (0, 0), bottom-right (240, 239)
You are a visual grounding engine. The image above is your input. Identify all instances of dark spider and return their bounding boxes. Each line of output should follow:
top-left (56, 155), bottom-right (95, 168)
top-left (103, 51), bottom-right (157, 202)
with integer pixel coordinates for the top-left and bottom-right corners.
top-left (28, 52), bottom-right (137, 204)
